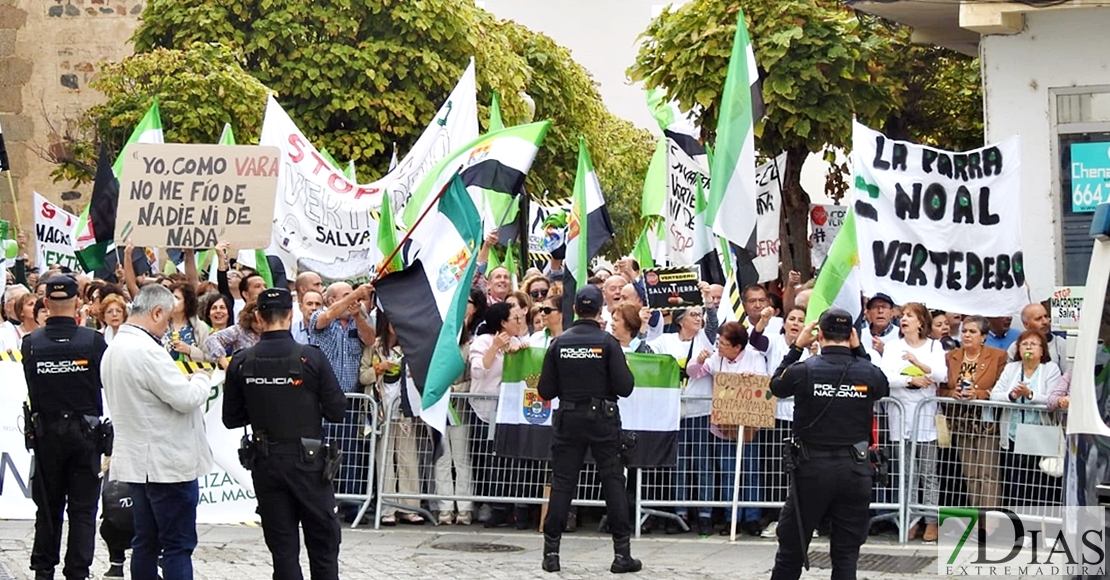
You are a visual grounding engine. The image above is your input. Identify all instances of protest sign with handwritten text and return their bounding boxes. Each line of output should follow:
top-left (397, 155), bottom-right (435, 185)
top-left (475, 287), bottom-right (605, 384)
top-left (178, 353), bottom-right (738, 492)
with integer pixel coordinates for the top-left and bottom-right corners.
top-left (711, 372), bottom-right (775, 428)
top-left (116, 143), bottom-right (279, 249)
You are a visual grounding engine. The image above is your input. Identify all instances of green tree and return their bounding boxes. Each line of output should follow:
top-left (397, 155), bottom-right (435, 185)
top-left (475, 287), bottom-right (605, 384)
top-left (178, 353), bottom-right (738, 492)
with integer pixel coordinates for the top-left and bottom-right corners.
top-left (126, 0), bottom-right (654, 254)
top-left (50, 43), bottom-right (271, 185)
top-left (630, 0), bottom-right (982, 276)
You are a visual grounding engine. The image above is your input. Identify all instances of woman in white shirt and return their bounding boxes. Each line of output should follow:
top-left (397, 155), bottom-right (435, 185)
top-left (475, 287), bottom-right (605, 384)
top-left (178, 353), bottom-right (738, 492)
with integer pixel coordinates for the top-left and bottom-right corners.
top-left (880, 302), bottom-right (947, 542)
top-left (648, 305), bottom-right (717, 535)
top-left (990, 330), bottom-right (1063, 506)
top-left (468, 302), bottom-right (528, 528)
top-left (686, 322), bottom-right (768, 537)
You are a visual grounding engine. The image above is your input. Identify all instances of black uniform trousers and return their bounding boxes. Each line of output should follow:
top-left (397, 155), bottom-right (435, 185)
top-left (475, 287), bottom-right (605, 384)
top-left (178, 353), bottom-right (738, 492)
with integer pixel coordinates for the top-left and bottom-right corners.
top-left (771, 452), bottom-right (873, 580)
top-left (31, 418), bottom-right (100, 579)
top-left (542, 408), bottom-right (631, 539)
top-left (251, 447), bottom-right (342, 580)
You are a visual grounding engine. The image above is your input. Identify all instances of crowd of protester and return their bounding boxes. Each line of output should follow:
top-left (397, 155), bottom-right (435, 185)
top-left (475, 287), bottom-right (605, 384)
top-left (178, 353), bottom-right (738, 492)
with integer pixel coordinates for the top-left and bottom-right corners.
top-left (0, 229), bottom-right (1075, 543)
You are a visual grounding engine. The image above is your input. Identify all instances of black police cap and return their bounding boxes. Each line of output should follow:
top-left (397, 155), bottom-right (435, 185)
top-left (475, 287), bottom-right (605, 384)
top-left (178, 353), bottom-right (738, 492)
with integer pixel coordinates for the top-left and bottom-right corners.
top-left (43, 274), bottom-right (78, 300)
top-left (819, 307), bottom-right (855, 336)
top-left (257, 288), bottom-right (293, 311)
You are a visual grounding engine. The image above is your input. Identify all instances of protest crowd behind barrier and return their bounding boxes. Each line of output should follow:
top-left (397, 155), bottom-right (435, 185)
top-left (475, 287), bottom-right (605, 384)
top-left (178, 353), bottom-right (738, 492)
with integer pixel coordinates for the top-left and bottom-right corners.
top-left (0, 42), bottom-right (1089, 576)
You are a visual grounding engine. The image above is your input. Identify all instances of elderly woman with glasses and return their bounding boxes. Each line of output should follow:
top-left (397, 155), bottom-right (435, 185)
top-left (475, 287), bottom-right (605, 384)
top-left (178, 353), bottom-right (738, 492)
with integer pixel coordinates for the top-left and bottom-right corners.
top-left (940, 315), bottom-right (1008, 532)
top-left (990, 330), bottom-right (1064, 506)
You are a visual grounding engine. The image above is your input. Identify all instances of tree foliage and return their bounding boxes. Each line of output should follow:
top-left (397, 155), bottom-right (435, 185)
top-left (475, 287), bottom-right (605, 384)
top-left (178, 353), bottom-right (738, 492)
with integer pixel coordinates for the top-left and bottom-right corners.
top-left (629, 0), bottom-right (983, 275)
top-left (124, 0), bottom-right (654, 254)
top-left (51, 43), bottom-right (271, 185)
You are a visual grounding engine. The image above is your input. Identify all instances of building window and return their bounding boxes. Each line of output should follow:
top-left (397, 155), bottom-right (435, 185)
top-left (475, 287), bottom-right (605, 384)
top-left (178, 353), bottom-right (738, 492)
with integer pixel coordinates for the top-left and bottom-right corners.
top-left (1055, 89), bottom-right (1110, 285)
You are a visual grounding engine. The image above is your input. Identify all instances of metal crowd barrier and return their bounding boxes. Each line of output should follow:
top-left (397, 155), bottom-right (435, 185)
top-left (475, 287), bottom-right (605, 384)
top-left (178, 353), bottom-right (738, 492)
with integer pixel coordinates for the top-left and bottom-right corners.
top-left (374, 393), bottom-right (611, 531)
top-left (906, 396), bottom-right (1066, 536)
top-left (370, 391), bottom-right (910, 540)
top-left (635, 396), bottom-right (906, 540)
top-left (328, 393), bottom-right (379, 528)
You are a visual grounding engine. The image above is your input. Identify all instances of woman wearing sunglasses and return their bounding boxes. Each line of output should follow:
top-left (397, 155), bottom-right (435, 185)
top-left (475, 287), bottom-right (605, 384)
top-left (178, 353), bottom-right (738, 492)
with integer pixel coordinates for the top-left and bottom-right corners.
top-left (524, 276), bottom-right (551, 302)
top-left (529, 294), bottom-right (564, 349)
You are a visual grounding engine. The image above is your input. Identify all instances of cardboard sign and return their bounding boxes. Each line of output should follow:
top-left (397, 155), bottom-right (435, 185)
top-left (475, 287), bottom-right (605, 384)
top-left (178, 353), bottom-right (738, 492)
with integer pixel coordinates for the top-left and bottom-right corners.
top-left (643, 266), bottom-right (702, 310)
top-left (116, 143), bottom-right (279, 249)
top-left (711, 372), bottom-right (775, 428)
top-left (1051, 286), bottom-right (1085, 333)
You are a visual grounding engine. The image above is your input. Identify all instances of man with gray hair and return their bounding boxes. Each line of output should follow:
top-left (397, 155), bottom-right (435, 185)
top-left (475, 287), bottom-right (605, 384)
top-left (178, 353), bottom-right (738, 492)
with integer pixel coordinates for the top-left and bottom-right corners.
top-left (101, 284), bottom-right (213, 580)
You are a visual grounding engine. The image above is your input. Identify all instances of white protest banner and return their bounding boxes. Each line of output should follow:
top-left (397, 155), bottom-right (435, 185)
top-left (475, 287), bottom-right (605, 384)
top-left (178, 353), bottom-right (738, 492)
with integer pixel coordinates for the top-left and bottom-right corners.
top-left (851, 121), bottom-right (1024, 316)
top-left (753, 154), bottom-right (785, 282)
top-left (32, 192), bottom-right (80, 271)
top-left (0, 361), bottom-right (259, 524)
top-left (261, 63), bottom-right (477, 282)
top-left (809, 204), bottom-right (846, 268)
top-left (1051, 286), bottom-right (1084, 333)
top-left (116, 143), bottom-right (279, 249)
top-left (664, 140), bottom-right (710, 265)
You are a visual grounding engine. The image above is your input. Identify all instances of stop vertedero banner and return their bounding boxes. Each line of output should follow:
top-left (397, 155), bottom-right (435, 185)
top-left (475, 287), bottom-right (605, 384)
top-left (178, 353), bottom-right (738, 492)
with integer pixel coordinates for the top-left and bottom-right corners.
top-left (851, 122), bottom-right (1025, 316)
top-left (260, 62), bottom-right (478, 283)
top-left (32, 192), bottom-right (80, 271)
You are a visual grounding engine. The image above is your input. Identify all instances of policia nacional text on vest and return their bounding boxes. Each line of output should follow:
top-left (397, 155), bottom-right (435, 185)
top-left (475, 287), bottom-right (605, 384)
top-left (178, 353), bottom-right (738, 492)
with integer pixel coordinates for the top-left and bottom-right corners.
top-left (768, 308), bottom-right (890, 580)
top-left (22, 274), bottom-right (113, 580)
top-left (222, 287), bottom-right (347, 580)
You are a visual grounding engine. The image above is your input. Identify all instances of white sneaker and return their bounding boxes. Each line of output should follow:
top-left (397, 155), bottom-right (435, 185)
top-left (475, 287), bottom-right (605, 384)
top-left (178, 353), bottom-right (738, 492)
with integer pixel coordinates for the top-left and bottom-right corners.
top-left (761, 522), bottom-right (778, 539)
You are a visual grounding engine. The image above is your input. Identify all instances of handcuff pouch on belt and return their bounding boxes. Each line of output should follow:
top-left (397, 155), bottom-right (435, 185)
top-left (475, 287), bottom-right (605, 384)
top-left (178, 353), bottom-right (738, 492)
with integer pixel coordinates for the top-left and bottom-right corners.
top-left (585, 398), bottom-right (618, 421)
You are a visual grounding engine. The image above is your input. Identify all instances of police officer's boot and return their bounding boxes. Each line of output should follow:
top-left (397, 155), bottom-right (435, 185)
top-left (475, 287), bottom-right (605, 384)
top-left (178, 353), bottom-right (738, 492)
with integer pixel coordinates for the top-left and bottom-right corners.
top-left (541, 533), bottom-right (561, 572)
top-left (610, 535), bottom-right (642, 573)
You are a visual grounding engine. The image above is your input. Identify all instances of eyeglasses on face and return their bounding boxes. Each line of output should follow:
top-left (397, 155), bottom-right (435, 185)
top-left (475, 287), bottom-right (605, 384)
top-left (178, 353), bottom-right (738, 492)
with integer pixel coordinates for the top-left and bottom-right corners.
top-left (1019, 341), bottom-right (1043, 349)
top-left (540, 307), bottom-right (557, 315)
top-left (530, 288), bottom-right (549, 299)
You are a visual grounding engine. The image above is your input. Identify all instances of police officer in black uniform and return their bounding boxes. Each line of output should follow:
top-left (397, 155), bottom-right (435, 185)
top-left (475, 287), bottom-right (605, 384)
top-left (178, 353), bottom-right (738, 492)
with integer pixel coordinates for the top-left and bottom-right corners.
top-left (769, 307), bottom-right (890, 580)
top-left (22, 274), bottom-right (109, 580)
top-left (538, 285), bottom-right (640, 574)
top-left (223, 288), bottom-right (347, 580)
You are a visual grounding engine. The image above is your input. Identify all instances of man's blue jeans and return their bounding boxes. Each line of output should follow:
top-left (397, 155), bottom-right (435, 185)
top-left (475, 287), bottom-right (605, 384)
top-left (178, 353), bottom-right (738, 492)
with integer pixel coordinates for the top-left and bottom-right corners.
top-left (129, 480), bottom-right (199, 580)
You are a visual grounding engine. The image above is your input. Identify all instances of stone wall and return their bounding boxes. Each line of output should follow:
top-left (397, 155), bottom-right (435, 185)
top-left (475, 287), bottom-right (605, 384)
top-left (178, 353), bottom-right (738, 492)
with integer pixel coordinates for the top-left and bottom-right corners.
top-left (0, 0), bottom-right (140, 232)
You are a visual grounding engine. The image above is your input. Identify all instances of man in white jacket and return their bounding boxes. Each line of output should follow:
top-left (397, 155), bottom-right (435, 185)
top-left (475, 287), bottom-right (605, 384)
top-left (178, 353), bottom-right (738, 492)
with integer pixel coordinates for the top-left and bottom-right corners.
top-left (101, 284), bottom-right (212, 580)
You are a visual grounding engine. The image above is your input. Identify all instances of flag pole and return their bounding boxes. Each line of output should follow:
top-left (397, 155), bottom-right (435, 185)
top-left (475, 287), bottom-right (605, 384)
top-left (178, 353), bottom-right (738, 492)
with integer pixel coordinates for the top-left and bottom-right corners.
top-left (373, 170), bottom-right (461, 283)
top-left (4, 172), bottom-right (21, 232)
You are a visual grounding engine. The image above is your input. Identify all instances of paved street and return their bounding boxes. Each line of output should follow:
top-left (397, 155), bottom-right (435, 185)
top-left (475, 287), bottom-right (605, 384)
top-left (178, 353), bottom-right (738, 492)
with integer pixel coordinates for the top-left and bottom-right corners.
top-left (0, 519), bottom-right (941, 579)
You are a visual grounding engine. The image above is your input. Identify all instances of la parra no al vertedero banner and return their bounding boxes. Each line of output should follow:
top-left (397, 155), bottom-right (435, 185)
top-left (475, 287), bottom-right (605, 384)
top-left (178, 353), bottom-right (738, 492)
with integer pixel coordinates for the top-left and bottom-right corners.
top-left (851, 121), bottom-right (1025, 317)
